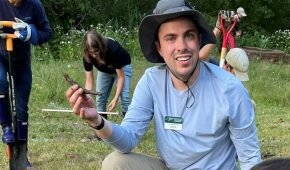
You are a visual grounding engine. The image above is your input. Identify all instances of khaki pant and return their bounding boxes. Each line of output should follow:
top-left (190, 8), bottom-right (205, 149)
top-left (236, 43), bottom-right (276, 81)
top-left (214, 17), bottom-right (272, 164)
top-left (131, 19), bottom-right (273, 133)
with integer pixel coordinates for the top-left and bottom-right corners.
top-left (102, 151), bottom-right (169, 170)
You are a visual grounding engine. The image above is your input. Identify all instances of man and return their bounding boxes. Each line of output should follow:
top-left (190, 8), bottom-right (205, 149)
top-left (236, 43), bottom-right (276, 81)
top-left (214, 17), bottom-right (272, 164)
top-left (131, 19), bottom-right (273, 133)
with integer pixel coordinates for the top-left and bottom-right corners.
top-left (224, 48), bottom-right (256, 109)
top-left (66, 0), bottom-right (261, 169)
top-left (0, 0), bottom-right (52, 168)
top-left (224, 48), bottom-right (249, 81)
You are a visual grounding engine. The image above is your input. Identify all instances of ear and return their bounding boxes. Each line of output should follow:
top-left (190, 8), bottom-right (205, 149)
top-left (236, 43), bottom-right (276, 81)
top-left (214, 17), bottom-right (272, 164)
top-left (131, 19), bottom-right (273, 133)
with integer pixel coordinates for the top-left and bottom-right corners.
top-left (155, 41), bottom-right (161, 54)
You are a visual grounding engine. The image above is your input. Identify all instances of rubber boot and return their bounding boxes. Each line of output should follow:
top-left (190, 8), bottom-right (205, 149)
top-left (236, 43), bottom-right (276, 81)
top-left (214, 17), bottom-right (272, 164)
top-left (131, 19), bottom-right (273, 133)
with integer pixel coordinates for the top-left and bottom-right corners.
top-left (9, 143), bottom-right (17, 170)
top-left (25, 155), bottom-right (32, 168)
top-left (15, 141), bottom-right (27, 170)
top-left (15, 120), bottom-right (31, 170)
top-left (12, 142), bottom-right (32, 170)
top-left (1, 125), bottom-right (15, 143)
top-left (0, 92), bottom-right (14, 143)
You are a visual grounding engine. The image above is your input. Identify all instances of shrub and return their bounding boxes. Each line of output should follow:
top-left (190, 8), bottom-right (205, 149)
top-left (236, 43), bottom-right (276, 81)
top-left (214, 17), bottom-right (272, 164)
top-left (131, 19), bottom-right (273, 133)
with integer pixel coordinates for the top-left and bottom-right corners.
top-left (32, 24), bottom-right (140, 62)
top-left (239, 29), bottom-right (290, 53)
top-left (32, 24), bottom-right (290, 63)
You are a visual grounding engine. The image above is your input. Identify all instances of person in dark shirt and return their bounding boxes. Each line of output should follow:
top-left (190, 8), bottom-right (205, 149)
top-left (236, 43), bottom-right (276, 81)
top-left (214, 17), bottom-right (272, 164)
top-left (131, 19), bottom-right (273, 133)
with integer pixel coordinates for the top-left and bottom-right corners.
top-left (83, 30), bottom-right (132, 119)
top-left (0, 0), bottom-right (52, 168)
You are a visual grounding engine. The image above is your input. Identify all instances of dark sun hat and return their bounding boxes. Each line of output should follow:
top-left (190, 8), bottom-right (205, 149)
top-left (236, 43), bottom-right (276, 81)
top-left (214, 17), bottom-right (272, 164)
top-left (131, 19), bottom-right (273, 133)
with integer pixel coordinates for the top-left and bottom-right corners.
top-left (139, 0), bottom-right (216, 63)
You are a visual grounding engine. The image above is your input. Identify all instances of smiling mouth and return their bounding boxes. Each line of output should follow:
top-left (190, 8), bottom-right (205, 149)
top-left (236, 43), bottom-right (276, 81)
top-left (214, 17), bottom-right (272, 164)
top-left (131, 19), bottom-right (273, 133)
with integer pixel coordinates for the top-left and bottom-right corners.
top-left (176, 56), bottom-right (190, 61)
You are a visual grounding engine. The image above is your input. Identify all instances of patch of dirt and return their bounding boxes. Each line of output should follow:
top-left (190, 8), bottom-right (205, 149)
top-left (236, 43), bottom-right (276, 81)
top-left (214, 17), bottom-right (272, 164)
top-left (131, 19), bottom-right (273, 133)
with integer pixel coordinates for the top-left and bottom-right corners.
top-left (262, 151), bottom-right (275, 159)
top-left (242, 46), bottom-right (290, 64)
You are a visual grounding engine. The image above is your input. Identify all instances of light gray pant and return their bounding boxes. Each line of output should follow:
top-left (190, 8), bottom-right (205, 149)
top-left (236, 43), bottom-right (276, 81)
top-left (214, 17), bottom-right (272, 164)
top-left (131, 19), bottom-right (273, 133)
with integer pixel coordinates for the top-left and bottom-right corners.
top-left (102, 151), bottom-right (169, 170)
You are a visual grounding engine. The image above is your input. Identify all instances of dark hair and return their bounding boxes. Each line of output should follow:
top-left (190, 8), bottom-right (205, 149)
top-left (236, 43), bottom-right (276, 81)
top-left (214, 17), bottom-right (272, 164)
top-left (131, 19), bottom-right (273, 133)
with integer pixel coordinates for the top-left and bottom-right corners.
top-left (83, 30), bottom-right (107, 64)
top-left (250, 157), bottom-right (290, 170)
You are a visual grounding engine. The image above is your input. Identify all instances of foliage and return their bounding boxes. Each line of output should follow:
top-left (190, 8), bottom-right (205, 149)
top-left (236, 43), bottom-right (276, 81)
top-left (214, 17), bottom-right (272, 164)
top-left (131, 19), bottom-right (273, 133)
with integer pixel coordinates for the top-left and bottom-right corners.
top-left (34, 25), bottom-right (290, 63)
top-left (32, 25), bottom-right (83, 61)
top-left (41, 0), bottom-right (289, 35)
top-left (37, 0), bottom-right (290, 62)
top-left (236, 30), bottom-right (270, 48)
top-left (33, 24), bottom-right (139, 61)
top-left (237, 29), bottom-right (290, 53)
top-left (42, 0), bottom-right (154, 32)
top-left (268, 30), bottom-right (290, 53)
top-left (190, 0), bottom-right (290, 32)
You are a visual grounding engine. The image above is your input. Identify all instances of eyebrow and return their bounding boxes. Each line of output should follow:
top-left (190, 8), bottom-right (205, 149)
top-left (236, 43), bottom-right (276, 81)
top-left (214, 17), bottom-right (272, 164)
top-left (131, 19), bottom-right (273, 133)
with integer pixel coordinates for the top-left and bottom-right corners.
top-left (163, 28), bottom-right (198, 37)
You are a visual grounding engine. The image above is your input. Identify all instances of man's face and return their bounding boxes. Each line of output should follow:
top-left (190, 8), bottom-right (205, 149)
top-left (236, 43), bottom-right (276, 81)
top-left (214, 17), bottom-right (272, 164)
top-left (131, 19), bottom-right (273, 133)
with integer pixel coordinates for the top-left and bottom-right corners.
top-left (224, 62), bottom-right (234, 74)
top-left (156, 17), bottom-right (201, 80)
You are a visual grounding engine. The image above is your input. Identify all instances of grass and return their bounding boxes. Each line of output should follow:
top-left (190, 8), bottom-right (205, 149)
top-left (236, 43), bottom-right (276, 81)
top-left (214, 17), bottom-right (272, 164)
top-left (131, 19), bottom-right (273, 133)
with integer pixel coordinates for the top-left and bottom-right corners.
top-left (0, 56), bottom-right (289, 169)
top-left (245, 58), bottom-right (290, 159)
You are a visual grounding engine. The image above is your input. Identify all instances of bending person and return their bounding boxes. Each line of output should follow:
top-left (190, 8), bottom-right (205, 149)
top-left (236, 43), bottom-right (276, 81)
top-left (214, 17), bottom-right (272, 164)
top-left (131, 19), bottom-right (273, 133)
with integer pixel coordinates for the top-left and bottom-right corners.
top-left (224, 48), bottom-right (256, 109)
top-left (82, 30), bottom-right (132, 118)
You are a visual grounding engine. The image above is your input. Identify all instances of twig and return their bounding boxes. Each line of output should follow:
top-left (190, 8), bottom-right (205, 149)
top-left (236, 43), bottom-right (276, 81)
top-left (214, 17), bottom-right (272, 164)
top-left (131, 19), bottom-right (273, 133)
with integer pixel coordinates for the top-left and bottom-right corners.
top-left (63, 73), bottom-right (101, 96)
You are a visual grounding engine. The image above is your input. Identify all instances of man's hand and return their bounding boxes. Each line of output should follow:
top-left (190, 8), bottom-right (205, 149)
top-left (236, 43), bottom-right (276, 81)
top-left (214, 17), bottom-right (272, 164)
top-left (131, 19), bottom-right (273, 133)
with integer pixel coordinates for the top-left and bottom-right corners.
top-left (66, 85), bottom-right (105, 128)
top-left (66, 85), bottom-right (95, 115)
top-left (12, 17), bottom-right (32, 42)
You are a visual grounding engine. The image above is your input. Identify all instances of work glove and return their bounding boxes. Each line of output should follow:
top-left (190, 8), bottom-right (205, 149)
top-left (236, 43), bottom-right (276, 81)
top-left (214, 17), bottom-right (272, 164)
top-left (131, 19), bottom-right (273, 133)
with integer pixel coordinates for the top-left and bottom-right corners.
top-left (12, 17), bottom-right (38, 44)
top-left (216, 10), bottom-right (236, 30)
top-left (0, 33), bottom-right (6, 39)
top-left (13, 17), bottom-right (31, 42)
top-left (219, 10), bottom-right (235, 22)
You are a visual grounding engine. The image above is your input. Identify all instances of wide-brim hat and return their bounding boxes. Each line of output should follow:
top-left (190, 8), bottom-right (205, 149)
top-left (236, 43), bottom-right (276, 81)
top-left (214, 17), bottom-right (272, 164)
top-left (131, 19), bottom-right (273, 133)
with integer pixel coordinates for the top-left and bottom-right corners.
top-left (139, 0), bottom-right (216, 63)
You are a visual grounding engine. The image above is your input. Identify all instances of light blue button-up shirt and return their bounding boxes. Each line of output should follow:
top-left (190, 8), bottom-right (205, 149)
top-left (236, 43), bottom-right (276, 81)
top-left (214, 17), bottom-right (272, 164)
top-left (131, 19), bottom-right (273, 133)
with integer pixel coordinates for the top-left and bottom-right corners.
top-left (104, 62), bottom-right (261, 170)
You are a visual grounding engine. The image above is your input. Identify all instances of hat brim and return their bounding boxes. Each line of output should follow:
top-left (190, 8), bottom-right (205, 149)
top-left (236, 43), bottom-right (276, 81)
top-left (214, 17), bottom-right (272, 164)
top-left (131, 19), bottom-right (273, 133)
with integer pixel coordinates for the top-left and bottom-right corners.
top-left (139, 10), bottom-right (216, 63)
top-left (234, 69), bottom-right (249, 81)
top-left (241, 13), bottom-right (247, 17)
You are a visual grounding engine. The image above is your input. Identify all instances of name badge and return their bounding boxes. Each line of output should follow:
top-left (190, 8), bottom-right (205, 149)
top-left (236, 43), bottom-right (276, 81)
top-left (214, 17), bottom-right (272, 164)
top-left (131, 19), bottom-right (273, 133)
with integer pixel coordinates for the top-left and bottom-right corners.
top-left (164, 116), bottom-right (183, 130)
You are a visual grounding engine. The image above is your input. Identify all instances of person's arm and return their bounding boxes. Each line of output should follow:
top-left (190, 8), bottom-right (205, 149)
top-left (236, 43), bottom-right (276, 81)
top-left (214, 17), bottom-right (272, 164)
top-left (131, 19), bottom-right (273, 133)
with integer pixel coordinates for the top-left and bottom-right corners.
top-left (33, 1), bottom-right (53, 44)
top-left (213, 27), bottom-right (221, 39)
top-left (66, 70), bottom-right (153, 153)
top-left (214, 13), bottom-right (222, 39)
top-left (199, 44), bottom-right (215, 60)
top-left (108, 68), bottom-right (124, 111)
top-left (227, 80), bottom-right (261, 169)
top-left (84, 70), bottom-right (94, 91)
